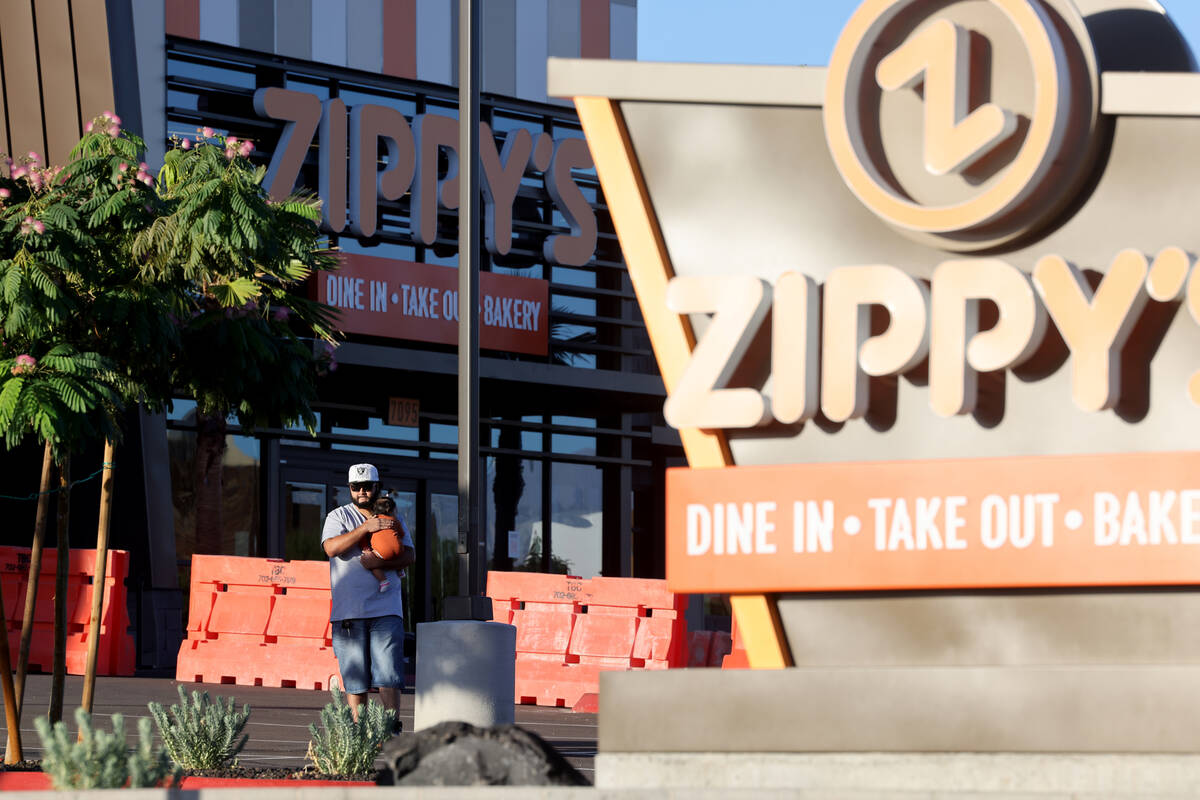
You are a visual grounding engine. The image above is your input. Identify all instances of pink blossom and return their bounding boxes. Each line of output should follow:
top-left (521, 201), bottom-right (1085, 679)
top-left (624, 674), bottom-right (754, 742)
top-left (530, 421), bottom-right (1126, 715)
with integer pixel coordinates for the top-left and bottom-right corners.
top-left (119, 162), bottom-right (128, 171)
top-left (141, 175), bottom-right (153, 187)
top-left (135, 171), bottom-right (147, 182)
top-left (238, 140), bottom-right (253, 157)
top-left (102, 111), bottom-right (121, 125)
top-left (84, 121), bottom-right (93, 133)
top-left (31, 220), bottom-right (44, 234)
top-left (226, 136), bottom-right (238, 147)
top-left (0, 188), bottom-right (10, 199)
top-left (10, 353), bottom-right (36, 376)
top-left (10, 166), bottom-right (25, 179)
top-left (26, 151), bottom-right (39, 163)
top-left (139, 162), bottom-right (148, 171)
top-left (225, 148), bottom-right (236, 161)
top-left (180, 138), bottom-right (192, 150)
top-left (202, 127), bottom-right (214, 138)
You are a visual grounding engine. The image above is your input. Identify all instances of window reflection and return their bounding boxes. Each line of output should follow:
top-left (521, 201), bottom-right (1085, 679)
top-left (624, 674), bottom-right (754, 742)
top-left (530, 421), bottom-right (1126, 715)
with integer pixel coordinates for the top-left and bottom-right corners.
top-left (430, 492), bottom-right (459, 620)
top-left (168, 430), bottom-right (261, 560)
top-left (550, 463), bottom-right (602, 578)
top-left (485, 455), bottom-right (542, 571)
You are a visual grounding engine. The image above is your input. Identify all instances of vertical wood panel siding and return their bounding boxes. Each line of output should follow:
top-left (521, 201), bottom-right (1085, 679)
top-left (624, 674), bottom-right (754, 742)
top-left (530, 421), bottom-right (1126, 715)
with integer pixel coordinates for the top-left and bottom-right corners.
top-left (0, 29), bottom-right (9, 158)
top-left (72, 0), bottom-right (116, 126)
top-left (345, 0), bottom-right (383, 73)
top-left (0, 1), bottom-right (117, 169)
top-left (200, 0), bottom-right (239, 46)
top-left (416, 0), bottom-right (452, 85)
top-left (311, 0), bottom-right (348, 67)
top-left (2, 3), bottom-right (46, 160)
top-left (483, 0), bottom-right (516, 96)
top-left (580, 0), bottom-right (609, 58)
top-left (275, 0), bottom-right (312, 60)
top-left (610, 0), bottom-right (636, 60)
top-left (516, 0), bottom-right (549, 103)
top-left (35, 0), bottom-right (79, 163)
top-left (239, 0), bottom-right (275, 53)
top-left (383, 0), bottom-right (417, 79)
top-left (165, 0), bottom-right (200, 38)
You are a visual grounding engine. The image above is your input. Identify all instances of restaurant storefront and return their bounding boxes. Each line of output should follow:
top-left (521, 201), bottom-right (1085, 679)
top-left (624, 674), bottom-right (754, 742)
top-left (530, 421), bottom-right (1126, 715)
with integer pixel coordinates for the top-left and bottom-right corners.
top-left (0, 1), bottom-right (686, 670)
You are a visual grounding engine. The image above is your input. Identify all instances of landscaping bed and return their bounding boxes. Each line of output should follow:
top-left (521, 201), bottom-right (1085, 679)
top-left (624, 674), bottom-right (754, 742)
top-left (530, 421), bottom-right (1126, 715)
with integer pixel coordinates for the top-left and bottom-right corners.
top-left (0, 762), bottom-right (377, 790)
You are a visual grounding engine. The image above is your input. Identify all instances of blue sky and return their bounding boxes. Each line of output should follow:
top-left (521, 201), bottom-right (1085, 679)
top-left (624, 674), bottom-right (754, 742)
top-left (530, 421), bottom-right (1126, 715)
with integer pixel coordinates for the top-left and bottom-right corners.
top-left (638, 1), bottom-right (1200, 67)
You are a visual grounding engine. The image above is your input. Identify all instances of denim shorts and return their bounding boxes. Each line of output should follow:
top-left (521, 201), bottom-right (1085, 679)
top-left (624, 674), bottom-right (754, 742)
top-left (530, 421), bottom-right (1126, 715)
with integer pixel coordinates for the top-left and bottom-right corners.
top-left (330, 615), bottom-right (406, 694)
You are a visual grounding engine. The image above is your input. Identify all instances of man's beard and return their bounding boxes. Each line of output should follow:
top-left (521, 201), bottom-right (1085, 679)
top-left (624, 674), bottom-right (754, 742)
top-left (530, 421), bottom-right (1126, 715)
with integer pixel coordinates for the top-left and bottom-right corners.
top-left (354, 493), bottom-right (376, 511)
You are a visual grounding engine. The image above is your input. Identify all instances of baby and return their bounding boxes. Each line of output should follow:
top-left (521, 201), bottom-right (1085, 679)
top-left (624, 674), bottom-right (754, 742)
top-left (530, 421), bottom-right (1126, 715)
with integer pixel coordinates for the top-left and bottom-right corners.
top-left (363, 495), bottom-right (401, 592)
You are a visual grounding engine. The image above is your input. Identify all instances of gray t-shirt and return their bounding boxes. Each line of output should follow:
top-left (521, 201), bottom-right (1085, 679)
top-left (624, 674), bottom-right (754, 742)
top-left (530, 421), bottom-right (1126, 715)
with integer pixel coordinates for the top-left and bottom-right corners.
top-left (321, 503), bottom-right (414, 622)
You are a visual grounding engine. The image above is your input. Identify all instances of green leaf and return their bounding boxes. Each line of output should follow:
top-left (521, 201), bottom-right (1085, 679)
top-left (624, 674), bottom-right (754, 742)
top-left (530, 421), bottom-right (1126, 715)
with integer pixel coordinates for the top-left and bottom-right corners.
top-left (208, 278), bottom-right (261, 307)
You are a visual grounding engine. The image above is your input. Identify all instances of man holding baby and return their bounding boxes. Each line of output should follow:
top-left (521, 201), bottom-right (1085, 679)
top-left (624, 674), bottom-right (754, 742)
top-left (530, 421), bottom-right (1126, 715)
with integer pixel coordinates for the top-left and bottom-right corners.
top-left (321, 462), bottom-right (416, 728)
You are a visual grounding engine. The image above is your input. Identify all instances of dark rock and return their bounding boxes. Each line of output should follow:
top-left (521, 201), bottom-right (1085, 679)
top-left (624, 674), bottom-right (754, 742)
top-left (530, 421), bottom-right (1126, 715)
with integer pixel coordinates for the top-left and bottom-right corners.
top-left (376, 721), bottom-right (588, 786)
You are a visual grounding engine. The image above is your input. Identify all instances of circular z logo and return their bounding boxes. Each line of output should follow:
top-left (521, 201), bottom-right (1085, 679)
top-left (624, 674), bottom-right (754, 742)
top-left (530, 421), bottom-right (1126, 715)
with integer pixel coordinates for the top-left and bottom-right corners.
top-left (823, 0), bottom-right (1103, 251)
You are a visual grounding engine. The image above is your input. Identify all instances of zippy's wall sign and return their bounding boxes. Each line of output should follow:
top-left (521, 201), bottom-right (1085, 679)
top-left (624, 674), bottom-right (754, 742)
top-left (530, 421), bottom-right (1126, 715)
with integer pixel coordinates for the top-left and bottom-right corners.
top-left (254, 87), bottom-right (597, 267)
top-left (555, 0), bottom-right (1200, 596)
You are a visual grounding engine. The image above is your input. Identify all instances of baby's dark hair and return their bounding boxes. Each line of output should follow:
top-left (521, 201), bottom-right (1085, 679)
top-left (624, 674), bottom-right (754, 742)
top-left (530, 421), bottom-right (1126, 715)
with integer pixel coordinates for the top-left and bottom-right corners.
top-left (373, 495), bottom-right (396, 517)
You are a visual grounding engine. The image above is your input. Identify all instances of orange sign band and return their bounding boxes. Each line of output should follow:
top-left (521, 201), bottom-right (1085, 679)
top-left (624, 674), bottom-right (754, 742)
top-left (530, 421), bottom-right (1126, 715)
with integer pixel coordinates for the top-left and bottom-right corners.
top-left (667, 451), bottom-right (1200, 594)
top-left (318, 253), bottom-right (549, 355)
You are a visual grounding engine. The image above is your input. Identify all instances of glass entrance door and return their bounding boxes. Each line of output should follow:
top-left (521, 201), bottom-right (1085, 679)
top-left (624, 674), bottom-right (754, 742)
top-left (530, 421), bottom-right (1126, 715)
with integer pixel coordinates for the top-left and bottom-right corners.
top-left (278, 449), bottom-right (457, 629)
top-left (426, 486), bottom-right (458, 622)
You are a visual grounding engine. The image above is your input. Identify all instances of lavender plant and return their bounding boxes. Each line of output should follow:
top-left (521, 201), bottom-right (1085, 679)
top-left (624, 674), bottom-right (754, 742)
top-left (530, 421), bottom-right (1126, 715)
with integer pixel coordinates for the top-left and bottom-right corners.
top-left (306, 685), bottom-right (397, 776)
top-left (148, 685), bottom-right (250, 770)
top-left (35, 707), bottom-right (179, 789)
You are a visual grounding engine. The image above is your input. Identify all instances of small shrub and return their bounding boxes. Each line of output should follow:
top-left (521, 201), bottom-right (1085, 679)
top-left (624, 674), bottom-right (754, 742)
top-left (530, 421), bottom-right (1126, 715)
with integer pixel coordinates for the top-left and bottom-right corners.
top-left (306, 685), bottom-right (397, 775)
top-left (148, 685), bottom-right (251, 769)
top-left (35, 707), bottom-right (180, 789)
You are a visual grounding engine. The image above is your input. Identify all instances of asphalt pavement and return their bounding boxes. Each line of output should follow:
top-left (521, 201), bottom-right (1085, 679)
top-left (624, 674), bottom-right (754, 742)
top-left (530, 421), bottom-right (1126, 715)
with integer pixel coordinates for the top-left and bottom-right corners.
top-left (0, 674), bottom-right (598, 780)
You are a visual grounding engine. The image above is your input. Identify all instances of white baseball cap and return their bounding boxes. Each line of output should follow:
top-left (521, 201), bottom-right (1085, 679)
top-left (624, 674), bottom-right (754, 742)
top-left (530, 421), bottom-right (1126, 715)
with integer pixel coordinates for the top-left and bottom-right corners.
top-left (348, 463), bottom-right (379, 483)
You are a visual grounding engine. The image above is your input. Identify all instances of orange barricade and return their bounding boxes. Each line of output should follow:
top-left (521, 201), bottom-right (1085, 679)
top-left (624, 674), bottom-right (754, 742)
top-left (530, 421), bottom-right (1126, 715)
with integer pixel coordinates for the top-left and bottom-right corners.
top-left (722, 614), bottom-right (749, 669)
top-left (486, 571), bottom-right (689, 708)
top-left (687, 629), bottom-right (734, 667)
top-left (176, 555), bottom-right (342, 690)
top-left (709, 630), bottom-right (732, 666)
top-left (0, 546), bottom-right (135, 676)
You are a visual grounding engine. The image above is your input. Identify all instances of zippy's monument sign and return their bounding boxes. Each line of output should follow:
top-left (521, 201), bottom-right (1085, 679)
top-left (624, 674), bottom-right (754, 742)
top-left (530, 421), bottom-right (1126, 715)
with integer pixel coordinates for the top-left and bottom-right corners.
top-left (557, 0), bottom-right (1200, 596)
top-left (554, 2), bottom-right (1200, 785)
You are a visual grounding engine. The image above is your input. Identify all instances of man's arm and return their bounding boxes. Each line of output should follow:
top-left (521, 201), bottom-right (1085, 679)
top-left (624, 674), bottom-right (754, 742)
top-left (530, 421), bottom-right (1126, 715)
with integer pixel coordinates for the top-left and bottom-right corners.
top-left (322, 515), bottom-right (396, 558)
top-left (360, 546), bottom-right (416, 572)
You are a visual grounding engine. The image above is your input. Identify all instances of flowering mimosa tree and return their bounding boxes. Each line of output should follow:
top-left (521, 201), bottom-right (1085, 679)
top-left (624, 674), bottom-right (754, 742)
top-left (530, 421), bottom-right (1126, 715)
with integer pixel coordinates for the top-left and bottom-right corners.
top-left (135, 129), bottom-right (339, 557)
top-left (0, 112), bottom-right (175, 755)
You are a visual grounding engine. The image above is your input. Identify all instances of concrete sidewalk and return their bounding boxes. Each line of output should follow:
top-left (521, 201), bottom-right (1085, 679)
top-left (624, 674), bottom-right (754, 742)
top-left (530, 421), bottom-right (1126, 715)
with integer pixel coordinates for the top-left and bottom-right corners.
top-left (0, 674), bottom-right (597, 780)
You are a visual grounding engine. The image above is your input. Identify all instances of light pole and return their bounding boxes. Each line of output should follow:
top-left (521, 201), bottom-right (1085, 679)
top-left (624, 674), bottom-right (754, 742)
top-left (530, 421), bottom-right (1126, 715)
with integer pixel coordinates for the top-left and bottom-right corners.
top-left (448, 0), bottom-right (490, 620)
